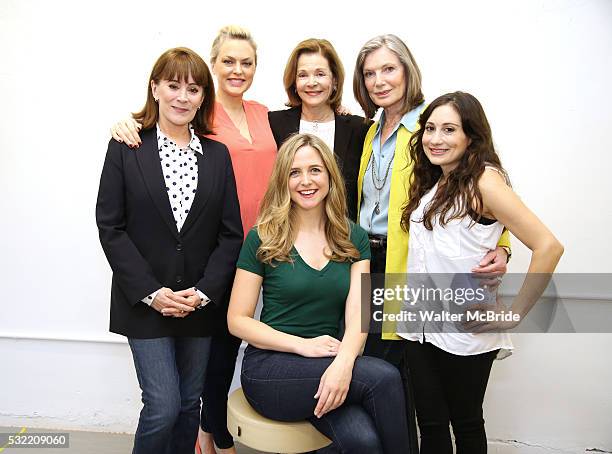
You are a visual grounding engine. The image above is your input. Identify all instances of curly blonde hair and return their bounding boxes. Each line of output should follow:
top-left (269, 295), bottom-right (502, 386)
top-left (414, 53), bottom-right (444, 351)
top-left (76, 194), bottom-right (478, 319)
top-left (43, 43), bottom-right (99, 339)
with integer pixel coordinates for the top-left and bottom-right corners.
top-left (256, 134), bottom-right (359, 264)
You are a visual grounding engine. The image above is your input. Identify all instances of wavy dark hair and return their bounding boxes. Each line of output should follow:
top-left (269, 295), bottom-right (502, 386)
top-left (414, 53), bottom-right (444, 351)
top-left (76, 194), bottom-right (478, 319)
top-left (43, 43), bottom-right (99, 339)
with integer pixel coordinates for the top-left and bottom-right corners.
top-left (401, 91), bottom-right (508, 231)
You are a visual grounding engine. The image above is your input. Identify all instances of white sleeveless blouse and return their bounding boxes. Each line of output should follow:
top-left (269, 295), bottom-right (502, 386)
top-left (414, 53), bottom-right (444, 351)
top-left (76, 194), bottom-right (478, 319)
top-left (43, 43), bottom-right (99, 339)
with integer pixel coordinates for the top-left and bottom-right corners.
top-left (397, 175), bottom-right (513, 357)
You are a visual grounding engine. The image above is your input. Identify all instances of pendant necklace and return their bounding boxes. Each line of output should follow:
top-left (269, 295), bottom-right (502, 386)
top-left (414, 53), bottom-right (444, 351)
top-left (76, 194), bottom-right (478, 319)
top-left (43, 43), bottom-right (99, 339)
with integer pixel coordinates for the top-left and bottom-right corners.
top-left (371, 152), bottom-right (394, 215)
top-left (370, 116), bottom-right (400, 215)
top-left (302, 111), bottom-right (334, 134)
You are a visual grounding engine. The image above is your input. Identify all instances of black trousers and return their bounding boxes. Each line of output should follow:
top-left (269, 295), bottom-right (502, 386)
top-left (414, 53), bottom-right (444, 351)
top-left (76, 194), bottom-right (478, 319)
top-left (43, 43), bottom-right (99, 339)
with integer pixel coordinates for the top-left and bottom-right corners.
top-left (199, 330), bottom-right (242, 449)
top-left (403, 341), bottom-right (498, 454)
top-left (363, 243), bottom-right (420, 453)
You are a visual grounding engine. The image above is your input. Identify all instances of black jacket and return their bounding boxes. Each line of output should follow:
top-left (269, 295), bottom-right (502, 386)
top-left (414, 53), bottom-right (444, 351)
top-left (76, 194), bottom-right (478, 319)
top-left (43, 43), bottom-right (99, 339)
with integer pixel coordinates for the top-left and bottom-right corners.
top-left (96, 128), bottom-right (243, 338)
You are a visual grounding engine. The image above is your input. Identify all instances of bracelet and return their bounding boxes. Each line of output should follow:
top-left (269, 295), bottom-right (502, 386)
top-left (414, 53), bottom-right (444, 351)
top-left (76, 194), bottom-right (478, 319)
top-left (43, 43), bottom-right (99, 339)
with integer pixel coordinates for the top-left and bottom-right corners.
top-left (500, 246), bottom-right (512, 263)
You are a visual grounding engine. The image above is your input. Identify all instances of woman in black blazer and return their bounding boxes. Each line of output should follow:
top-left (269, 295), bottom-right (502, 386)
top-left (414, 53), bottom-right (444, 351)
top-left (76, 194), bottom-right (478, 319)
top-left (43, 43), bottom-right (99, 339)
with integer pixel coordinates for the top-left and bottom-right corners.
top-left (267, 38), bottom-right (372, 221)
top-left (96, 47), bottom-right (242, 454)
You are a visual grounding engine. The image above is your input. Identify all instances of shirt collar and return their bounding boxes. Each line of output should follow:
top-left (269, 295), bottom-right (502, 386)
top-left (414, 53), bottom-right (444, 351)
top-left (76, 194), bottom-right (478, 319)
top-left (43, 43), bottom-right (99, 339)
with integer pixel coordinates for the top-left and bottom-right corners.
top-left (156, 124), bottom-right (203, 155)
top-left (375, 101), bottom-right (426, 136)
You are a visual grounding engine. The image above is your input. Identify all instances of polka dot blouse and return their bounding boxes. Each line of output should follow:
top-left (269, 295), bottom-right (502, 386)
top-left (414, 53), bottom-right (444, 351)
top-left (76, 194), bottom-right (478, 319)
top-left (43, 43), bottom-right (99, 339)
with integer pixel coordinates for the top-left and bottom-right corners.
top-left (156, 124), bottom-right (202, 232)
top-left (140, 124), bottom-right (208, 307)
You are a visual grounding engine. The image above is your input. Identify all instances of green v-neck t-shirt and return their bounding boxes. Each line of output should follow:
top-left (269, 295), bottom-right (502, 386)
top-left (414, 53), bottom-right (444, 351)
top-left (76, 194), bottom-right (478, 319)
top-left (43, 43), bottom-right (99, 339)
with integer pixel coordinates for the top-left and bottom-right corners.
top-left (236, 223), bottom-right (371, 339)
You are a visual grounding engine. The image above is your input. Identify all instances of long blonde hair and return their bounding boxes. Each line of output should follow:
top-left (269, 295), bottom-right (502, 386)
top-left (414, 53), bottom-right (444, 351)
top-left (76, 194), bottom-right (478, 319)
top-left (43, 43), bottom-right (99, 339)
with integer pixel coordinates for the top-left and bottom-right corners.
top-left (256, 134), bottom-right (359, 264)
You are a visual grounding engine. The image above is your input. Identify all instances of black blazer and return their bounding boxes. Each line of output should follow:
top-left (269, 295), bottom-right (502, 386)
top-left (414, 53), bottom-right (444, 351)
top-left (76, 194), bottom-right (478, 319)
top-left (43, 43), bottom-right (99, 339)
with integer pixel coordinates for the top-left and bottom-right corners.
top-left (96, 128), bottom-right (243, 338)
top-left (268, 106), bottom-right (372, 221)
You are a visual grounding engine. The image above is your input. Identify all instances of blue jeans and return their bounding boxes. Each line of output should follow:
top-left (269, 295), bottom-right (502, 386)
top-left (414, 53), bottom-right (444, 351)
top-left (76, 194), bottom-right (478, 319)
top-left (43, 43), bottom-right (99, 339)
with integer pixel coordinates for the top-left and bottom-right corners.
top-left (241, 346), bottom-right (412, 454)
top-left (128, 337), bottom-right (211, 454)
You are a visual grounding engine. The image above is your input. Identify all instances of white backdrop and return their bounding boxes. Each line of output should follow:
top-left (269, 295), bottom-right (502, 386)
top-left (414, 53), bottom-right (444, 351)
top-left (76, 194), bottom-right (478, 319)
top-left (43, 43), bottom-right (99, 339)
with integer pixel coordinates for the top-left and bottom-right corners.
top-left (1, 0), bottom-right (611, 452)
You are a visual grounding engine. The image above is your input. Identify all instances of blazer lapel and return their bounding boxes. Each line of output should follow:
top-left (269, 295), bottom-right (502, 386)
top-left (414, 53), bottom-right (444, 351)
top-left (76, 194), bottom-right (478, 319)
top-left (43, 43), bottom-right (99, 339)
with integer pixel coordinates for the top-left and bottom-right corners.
top-left (136, 129), bottom-right (179, 239)
top-left (333, 115), bottom-right (351, 171)
top-left (180, 138), bottom-right (213, 236)
top-left (286, 107), bottom-right (301, 138)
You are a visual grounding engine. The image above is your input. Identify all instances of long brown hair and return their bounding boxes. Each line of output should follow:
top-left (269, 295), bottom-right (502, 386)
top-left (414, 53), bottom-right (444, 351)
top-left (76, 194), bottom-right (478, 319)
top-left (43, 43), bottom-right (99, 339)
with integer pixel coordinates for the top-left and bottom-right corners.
top-left (133, 47), bottom-right (215, 135)
top-left (401, 91), bottom-right (508, 231)
top-left (256, 134), bottom-right (359, 264)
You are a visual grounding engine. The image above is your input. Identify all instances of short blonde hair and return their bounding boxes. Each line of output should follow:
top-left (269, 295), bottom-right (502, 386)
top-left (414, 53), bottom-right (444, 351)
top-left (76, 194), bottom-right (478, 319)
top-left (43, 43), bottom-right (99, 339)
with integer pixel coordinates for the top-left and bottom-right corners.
top-left (256, 134), bottom-right (359, 264)
top-left (282, 38), bottom-right (344, 111)
top-left (210, 25), bottom-right (258, 66)
top-left (353, 34), bottom-right (424, 119)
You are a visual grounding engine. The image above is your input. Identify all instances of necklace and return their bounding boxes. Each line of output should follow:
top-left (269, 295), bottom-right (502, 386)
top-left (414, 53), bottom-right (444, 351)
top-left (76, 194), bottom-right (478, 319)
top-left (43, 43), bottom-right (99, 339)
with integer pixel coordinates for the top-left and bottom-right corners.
top-left (301, 110), bottom-right (334, 132)
top-left (227, 109), bottom-right (246, 130)
top-left (370, 152), bottom-right (394, 215)
top-left (369, 113), bottom-right (401, 215)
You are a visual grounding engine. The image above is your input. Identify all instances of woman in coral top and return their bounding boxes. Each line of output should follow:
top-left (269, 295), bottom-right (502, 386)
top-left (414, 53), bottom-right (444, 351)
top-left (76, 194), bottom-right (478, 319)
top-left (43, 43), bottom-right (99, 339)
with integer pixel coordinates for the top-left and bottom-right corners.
top-left (205, 28), bottom-right (277, 237)
top-left (111, 25), bottom-right (276, 454)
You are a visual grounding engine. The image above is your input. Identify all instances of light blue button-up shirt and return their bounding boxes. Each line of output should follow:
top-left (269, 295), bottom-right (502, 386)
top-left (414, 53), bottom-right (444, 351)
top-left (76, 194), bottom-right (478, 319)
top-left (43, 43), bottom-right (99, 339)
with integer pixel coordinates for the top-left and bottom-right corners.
top-left (359, 105), bottom-right (423, 235)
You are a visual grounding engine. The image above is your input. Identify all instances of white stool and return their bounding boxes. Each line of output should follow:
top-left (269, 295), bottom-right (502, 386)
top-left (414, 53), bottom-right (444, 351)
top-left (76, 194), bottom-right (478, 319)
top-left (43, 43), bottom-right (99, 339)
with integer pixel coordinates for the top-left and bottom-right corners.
top-left (227, 388), bottom-right (332, 453)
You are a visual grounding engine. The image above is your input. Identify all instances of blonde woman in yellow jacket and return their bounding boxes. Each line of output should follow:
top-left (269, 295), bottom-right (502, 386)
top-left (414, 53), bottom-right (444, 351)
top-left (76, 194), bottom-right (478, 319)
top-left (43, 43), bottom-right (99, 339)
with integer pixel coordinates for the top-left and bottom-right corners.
top-left (352, 34), bottom-right (510, 451)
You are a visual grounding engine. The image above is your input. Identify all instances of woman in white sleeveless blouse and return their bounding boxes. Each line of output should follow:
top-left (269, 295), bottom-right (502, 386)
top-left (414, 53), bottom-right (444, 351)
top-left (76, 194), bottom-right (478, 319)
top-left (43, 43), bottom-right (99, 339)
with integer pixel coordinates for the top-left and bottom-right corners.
top-left (397, 92), bottom-right (563, 454)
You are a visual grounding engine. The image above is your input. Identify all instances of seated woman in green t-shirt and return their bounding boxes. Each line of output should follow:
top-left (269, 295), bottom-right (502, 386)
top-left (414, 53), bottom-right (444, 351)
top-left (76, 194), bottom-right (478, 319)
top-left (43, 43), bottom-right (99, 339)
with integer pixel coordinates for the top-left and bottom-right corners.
top-left (227, 133), bottom-right (411, 453)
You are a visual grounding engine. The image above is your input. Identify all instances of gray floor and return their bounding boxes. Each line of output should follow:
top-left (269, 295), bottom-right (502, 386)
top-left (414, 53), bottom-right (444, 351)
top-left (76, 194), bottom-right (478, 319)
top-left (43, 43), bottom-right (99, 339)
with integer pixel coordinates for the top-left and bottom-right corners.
top-left (0, 427), bottom-right (264, 454)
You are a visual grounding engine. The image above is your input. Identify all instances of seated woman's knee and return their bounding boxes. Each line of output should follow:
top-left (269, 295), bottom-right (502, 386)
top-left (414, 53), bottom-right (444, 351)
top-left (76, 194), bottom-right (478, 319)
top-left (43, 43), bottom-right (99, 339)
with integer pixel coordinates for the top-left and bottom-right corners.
top-left (337, 428), bottom-right (382, 454)
top-left (361, 356), bottom-right (403, 389)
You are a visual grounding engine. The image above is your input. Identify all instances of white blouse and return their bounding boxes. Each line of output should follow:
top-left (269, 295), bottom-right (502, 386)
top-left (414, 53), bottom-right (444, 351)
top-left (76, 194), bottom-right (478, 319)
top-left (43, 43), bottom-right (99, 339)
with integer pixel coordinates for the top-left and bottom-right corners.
top-left (397, 177), bottom-right (513, 357)
top-left (299, 119), bottom-right (335, 152)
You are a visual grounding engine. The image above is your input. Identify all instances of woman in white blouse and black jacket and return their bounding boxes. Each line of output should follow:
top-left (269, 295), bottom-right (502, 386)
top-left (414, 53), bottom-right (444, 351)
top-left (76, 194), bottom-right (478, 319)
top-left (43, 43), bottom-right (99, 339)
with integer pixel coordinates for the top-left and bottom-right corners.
top-left (96, 47), bottom-right (243, 454)
top-left (268, 38), bottom-right (371, 222)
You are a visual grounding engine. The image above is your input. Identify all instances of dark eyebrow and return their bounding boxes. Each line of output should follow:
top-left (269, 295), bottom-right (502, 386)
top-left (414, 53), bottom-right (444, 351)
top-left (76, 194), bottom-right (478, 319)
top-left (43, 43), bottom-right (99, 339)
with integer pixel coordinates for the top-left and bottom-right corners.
top-left (167, 79), bottom-right (199, 86)
top-left (426, 121), bottom-right (460, 127)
